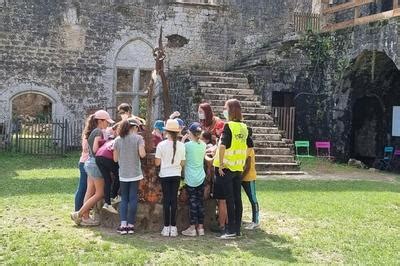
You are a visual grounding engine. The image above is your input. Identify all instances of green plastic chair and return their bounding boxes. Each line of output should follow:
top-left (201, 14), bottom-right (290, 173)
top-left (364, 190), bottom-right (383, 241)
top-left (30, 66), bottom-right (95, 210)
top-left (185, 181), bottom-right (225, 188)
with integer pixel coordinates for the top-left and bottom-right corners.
top-left (295, 141), bottom-right (310, 157)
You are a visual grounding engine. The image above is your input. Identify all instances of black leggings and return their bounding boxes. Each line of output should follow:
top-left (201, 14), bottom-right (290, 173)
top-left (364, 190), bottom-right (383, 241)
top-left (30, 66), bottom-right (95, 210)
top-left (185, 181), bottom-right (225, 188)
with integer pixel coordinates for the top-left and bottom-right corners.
top-left (222, 169), bottom-right (243, 235)
top-left (95, 156), bottom-right (120, 205)
top-left (161, 177), bottom-right (180, 226)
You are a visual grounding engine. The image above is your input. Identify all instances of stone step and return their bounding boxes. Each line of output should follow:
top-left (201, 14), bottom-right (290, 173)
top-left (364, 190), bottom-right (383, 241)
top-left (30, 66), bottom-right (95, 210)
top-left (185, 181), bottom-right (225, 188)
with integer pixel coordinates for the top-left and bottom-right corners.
top-left (203, 93), bottom-right (261, 102)
top-left (257, 171), bottom-right (305, 176)
top-left (255, 162), bottom-right (300, 172)
top-left (213, 106), bottom-right (270, 114)
top-left (208, 100), bottom-right (262, 108)
top-left (201, 88), bottom-right (255, 95)
top-left (192, 76), bottom-right (249, 84)
top-left (244, 120), bottom-right (275, 128)
top-left (198, 81), bottom-right (249, 89)
top-left (190, 71), bottom-right (246, 78)
top-left (254, 147), bottom-right (293, 155)
top-left (253, 140), bottom-right (293, 148)
top-left (252, 133), bottom-right (282, 141)
top-left (251, 127), bottom-right (280, 134)
top-left (242, 113), bottom-right (273, 121)
top-left (255, 154), bottom-right (296, 163)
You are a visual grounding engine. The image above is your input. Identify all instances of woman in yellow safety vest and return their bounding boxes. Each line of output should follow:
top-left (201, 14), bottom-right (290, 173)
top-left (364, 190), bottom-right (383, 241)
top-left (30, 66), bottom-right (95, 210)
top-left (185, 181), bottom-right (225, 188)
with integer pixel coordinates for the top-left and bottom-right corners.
top-left (213, 99), bottom-right (249, 239)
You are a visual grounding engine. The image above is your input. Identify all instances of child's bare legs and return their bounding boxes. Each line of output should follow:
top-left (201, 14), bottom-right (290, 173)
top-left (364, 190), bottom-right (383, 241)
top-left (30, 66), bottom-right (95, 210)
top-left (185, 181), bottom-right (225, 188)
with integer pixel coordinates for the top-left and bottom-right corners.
top-left (79, 177), bottom-right (104, 218)
top-left (218, 199), bottom-right (228, 228)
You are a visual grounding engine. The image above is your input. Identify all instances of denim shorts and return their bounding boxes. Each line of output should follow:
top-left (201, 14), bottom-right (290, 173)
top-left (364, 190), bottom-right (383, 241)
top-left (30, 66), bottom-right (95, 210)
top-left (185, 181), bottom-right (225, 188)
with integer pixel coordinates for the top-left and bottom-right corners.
top-left (84, 157), bottom-right (103, 178)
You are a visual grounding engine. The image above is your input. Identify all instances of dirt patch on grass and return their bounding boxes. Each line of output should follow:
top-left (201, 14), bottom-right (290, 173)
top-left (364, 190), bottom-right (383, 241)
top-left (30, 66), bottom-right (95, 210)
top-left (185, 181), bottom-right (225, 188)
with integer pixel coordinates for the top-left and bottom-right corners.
top-left (264, 171), bottom-right (398, 182)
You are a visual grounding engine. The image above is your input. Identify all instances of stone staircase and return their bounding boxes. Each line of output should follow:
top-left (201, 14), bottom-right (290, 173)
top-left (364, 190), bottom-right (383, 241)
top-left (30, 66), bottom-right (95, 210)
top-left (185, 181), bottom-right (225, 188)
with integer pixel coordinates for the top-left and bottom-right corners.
top-left (189, 71), bottom-right (302, 175)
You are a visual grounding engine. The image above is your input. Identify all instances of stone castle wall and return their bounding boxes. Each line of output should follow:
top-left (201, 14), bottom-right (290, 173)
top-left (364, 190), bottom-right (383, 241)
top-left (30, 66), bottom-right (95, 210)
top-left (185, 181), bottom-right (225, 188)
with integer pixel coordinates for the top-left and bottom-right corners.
top-left (0, 0), bottom-right (306, 121)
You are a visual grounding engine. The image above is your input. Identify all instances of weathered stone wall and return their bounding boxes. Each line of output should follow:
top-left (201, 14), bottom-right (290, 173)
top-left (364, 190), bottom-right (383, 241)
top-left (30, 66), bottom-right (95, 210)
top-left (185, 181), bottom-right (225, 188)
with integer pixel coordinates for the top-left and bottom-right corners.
top-left (239, 17), bottom-right (400, 161)
top-left (0, 0), bottom-right (303, 122)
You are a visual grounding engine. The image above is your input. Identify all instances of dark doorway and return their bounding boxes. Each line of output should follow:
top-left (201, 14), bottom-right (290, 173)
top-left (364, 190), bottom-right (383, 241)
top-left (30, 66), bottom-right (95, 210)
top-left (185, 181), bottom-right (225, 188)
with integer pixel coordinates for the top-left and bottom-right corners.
top-left (272, 91), bottom-right (295, 107)
top-left (342, 50), bottom-right (400, 166)
top-left (350, 96), bottom-right (384, 166)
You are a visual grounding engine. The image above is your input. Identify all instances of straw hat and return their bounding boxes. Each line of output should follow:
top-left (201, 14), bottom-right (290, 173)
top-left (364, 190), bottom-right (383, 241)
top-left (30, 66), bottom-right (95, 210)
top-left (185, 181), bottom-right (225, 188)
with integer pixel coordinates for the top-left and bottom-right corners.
top-left (163, 119), bottom-right (181, 132)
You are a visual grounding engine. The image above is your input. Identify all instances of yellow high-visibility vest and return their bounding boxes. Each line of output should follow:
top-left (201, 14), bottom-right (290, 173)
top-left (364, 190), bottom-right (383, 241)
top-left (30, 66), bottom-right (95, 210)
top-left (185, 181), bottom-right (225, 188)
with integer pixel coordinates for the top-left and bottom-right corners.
top-left (213, 121), bottom-right (248, 172)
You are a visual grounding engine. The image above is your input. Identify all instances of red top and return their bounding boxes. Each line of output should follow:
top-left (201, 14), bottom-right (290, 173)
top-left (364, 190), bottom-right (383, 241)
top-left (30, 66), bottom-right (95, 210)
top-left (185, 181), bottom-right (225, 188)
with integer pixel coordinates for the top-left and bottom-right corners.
top-left (153, 133), bottom-right (163, 148)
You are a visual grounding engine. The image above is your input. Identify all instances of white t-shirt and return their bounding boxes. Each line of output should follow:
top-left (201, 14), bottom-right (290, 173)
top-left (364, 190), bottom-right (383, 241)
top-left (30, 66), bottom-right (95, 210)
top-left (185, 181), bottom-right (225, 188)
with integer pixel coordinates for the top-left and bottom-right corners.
top-left (155, 139), bottom-right (186, 178)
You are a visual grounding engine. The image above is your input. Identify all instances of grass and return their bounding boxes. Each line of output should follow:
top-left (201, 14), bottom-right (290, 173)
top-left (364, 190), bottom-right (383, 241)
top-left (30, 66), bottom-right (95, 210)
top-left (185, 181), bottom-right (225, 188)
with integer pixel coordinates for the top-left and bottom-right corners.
top-left (0, 153), bottom-right (400, 264)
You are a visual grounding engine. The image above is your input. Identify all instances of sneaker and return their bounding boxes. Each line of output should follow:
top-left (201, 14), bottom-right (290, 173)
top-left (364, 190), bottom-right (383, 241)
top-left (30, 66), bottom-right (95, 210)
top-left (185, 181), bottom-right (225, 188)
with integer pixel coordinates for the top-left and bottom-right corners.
top-left (170, 226), bottom-right (178, 237)
top-left (197, 228), bottom-right (205, 236)
top-left (117, 226), bottom-right (127, 235)
top-left (244, 222), bottom-right (260, 230)
top-left (161, 226), bottom-right (170, 237)
top-left (103, 203), bottom-right (118, 214)
top-left (215, 227), bottom-right (227, 237)
top-left (127, 226), bottom-right (134, 235)
top-left (81, 217), bottom-right (100, 226)
top-left (70, 211), bottom-right (81, 225)
top-left (181, 227), bottom-right (197, 237)
top-left (111, 195), bottom-right (122, 205)
top-left (218, 233), bottom-right (236, 240)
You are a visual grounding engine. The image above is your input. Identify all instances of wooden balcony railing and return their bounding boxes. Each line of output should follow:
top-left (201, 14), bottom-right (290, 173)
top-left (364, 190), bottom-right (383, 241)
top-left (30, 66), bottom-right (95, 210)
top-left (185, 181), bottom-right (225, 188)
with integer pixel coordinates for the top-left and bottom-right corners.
top-left (294, 12), bottom-right (321, 32)
top-left (321, 0), bottom-right (400, 31)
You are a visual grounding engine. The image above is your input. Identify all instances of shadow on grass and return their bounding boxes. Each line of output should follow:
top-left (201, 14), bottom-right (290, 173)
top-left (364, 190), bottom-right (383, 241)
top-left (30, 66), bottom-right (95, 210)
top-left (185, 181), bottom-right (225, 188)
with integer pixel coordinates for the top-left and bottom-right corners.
top-left (257, 179), bottom-right (400, 193)
top-left (91, 226), bottom-right (297, 263)
top-left (0, 177), bottom-right (77, 197)
top-left (0, 152), bottom-right (79, 197)
top-left (0, 152), bottom-right (79, 172)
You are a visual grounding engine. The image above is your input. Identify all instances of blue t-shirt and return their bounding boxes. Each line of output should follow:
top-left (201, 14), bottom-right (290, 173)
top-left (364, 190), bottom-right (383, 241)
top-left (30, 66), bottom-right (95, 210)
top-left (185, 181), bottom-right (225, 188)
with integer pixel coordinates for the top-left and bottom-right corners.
top-left (184, 140), bottom-right (206, 187)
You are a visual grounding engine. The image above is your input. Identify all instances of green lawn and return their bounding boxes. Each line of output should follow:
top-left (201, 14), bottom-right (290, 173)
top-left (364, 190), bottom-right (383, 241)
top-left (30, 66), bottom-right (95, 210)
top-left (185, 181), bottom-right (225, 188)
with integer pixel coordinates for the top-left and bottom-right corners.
top-left (0, 152), bottom-right (399, 264)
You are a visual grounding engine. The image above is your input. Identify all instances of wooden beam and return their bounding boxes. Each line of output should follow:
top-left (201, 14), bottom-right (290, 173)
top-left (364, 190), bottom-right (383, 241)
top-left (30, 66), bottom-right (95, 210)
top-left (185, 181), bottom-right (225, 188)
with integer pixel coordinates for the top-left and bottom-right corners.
top-left (322, 8), bottom-right (400, 31)
top-left (354, 6), bottom-right (361, 18)
top-left (322, 0), bottom-right (375, 15)
top-left (394, 0), bottom-right (399, 9)
top-left (322, 19), bottom-right (355, 31)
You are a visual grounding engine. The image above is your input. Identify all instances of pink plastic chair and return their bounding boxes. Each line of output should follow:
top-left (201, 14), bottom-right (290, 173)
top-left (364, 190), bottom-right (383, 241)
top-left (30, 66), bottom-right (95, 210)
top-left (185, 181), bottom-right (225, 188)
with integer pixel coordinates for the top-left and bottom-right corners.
top-left (393, 149), bottom-right (400, 159)
top-left (315, 141), bottom-right (331, 157)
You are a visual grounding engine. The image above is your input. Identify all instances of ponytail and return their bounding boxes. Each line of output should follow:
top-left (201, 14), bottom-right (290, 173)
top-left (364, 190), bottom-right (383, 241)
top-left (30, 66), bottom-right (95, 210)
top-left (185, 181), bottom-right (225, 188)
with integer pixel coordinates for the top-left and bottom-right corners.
top-left (83, 114), bottom-right (97, 139)
top-left (169, 131), bottom-right (178, 164)
top-left (118, 120), bottom-right (131, 138)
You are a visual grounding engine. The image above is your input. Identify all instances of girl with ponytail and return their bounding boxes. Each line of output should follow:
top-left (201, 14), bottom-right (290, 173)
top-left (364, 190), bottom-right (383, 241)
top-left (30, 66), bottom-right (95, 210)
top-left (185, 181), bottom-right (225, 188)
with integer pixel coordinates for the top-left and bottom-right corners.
top-left (155, 119), bottom-right (186, 237)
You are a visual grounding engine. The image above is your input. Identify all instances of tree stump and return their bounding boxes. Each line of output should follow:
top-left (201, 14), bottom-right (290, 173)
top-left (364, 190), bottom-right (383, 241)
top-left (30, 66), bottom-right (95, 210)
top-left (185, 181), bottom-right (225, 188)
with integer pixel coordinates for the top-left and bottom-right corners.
top-left (95, 153), bottom-right (217, 232)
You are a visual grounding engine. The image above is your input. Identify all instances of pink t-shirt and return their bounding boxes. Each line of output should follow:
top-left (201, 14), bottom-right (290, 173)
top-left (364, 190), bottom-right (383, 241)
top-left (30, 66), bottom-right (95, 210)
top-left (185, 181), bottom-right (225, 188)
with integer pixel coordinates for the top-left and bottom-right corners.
top-left (95, 140), bottom-right (114, 160)
top-left (79, 138), bottom-right (89, 163)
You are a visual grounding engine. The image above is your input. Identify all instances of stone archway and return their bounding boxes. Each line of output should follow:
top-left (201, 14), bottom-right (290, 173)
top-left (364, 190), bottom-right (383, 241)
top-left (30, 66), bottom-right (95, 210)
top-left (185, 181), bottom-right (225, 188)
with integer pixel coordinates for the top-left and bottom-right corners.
top-left (338, 50), bottom-right (400, 165)
top-left (12, 92), bottom-right (53, 120)
top-left (0, 83), bottom-right (66, 122)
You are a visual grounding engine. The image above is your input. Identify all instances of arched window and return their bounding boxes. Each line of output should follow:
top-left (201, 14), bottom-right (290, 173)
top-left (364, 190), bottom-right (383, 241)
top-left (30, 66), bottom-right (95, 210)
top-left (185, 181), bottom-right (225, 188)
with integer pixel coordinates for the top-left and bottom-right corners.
top-left (114, 39), bottom-right (154, 118)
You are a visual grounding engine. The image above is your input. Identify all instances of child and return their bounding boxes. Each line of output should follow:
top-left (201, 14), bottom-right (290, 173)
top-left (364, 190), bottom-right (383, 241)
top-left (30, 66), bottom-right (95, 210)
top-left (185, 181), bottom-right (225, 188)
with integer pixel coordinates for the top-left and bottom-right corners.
top-left (71, 110), bottom-right (114, 226)
top-left (152, 120), bottom-right (165, 148)
top-left (113, 118), bottom-right (146, 235)
top-left (74, 116), bottom-right (91, 211)
top-left (241, 127), bottom-right (259, 230)
top-left (96, 126), bottom-right (120, 214)
top-left (181, 122), bottom-right (207, 237)
top-left (155, 119), bottom-right (186, 237)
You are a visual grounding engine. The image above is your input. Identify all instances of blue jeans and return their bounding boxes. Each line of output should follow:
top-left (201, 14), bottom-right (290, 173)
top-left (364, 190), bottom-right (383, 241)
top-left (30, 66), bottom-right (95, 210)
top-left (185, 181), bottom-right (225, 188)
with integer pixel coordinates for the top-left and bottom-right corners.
top-left (74, 162), bottom-right (88, 211)
top-left (120, 181), bottom-right (139, 225)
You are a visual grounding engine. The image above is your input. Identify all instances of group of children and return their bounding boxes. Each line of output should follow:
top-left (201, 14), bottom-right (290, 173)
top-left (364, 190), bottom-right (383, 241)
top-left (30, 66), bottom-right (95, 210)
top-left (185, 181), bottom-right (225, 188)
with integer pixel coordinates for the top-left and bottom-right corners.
top-left (71, 102), bottom-right (259, 238)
